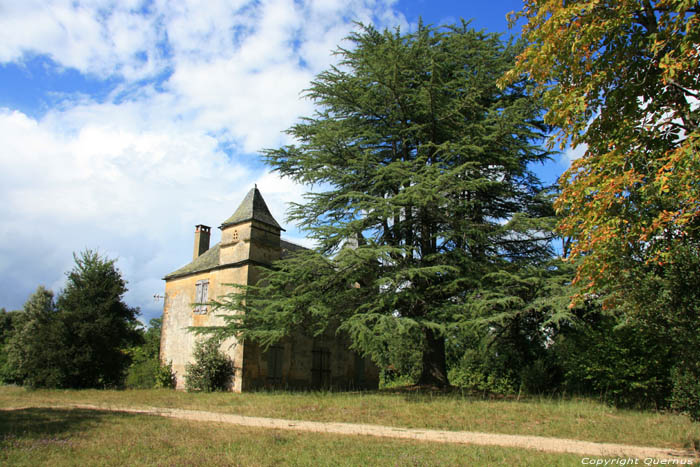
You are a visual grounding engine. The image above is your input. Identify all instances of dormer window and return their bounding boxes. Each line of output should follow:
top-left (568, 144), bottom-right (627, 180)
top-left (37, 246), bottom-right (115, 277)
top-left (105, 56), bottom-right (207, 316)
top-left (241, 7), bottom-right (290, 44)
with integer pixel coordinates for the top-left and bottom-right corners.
top-left (194, 279), bottom-right (209, 314)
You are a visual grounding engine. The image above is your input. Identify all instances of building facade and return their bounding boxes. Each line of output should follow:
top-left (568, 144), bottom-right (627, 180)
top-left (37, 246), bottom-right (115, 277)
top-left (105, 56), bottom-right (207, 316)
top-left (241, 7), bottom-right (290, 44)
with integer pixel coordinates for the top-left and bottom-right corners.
top-left (160, 187), bottom-right (378, 391)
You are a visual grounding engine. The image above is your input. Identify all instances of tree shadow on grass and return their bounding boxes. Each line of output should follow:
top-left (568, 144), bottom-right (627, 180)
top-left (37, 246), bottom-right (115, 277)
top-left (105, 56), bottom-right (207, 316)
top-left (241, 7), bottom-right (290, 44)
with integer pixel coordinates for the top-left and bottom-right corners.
top-left (0, 408), bottom-right (122, 446)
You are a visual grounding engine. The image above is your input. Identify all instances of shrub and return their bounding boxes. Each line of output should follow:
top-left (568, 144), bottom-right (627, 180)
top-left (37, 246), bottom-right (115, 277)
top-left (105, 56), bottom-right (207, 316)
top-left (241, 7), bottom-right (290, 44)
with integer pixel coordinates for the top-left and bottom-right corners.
top-left (185, 339), bottom-right (233, 392)
top-left (520, 358), bottom-right (560, 395)
top-left (125, 358), bottom-right (159, 389)
top-left (554, 315), bottom-right (672, 408)
top-left (155, 361), bottom-right (177, 389)
top-left (448, 350), bottom-right (516, 395)
top-left (671, 366), bottom-right (700, 422)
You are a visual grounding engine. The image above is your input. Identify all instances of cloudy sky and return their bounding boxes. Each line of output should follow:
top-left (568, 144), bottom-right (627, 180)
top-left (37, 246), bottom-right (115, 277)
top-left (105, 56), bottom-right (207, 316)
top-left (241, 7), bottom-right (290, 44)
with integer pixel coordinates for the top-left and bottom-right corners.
top-left (0, 0), bottom-right (569, 324)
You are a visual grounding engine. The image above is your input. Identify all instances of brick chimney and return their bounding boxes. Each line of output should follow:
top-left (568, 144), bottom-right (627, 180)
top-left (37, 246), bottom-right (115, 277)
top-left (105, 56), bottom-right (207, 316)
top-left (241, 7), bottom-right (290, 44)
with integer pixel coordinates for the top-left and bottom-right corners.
top-left (193, 224), bottom-right (211, 260)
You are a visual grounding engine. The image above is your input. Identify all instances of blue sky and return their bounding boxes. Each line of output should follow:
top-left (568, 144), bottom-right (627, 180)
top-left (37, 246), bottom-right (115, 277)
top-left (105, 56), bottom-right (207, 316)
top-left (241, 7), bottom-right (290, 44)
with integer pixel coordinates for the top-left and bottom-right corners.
top-left (0, 0), bottom-right (572, 324)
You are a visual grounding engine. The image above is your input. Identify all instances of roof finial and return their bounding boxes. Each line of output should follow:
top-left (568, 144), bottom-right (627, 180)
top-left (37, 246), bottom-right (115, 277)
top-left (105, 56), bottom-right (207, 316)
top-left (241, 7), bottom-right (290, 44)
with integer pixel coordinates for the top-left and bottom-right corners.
top-left (255, 183), bottom-right (257, 189)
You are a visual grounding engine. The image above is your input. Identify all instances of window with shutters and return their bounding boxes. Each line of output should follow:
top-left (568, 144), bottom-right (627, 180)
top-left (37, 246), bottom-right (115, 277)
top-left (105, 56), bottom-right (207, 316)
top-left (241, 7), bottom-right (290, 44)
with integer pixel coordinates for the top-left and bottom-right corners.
top-left (266, 345), bottom-right (284, 385)
top-left (311, 348), bottom-right (331, 388)
top-left (194, 279), bottom-right (209, 314)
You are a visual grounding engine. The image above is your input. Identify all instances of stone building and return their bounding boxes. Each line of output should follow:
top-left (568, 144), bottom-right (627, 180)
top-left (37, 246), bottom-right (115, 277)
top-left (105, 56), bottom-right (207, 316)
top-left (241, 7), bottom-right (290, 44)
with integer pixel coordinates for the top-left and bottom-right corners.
top-left (160, 187), bottom-right (378, 391)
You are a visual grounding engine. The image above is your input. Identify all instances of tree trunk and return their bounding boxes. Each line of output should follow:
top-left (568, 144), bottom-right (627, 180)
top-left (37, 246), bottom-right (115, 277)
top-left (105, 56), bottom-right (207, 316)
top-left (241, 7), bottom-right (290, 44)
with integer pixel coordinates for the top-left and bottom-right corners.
top-left (417, 327), bottom-right (449, 387)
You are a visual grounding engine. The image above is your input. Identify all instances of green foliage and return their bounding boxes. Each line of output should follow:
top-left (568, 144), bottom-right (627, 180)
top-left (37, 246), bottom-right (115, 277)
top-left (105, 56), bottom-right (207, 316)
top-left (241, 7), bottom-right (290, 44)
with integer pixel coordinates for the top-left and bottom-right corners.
top-left (125, 317), bottom-right (175, 390)
top-left (3, 250), bottom-right (140, 389)
top-left (447, 350), bottom-right (517, 395)
top-left (57, 250), bottom-right (141, 388)
top-left (185, 339), bottom-right (234, 392)
top-left (519, 358), bottom-right (559, 395)
top-left (622, 242), bottom-right (700, 415)
top-left (554, 313), bottom-right (673, 408)
top-left (126, 318), bottom-right (166, 389)
top-left (211, 22), bottom-right (554, 387)
top-left (0, 308), bottom-right (23, 384)
top-left (671, 365), bottom-right (700, 422)
top-left (154, 361), bottom-right (176, 389)
top-left (125, 358), bottom-right (160, 389)
top-left (5, 287), bottom-right (68, 388)
top-left (445, 257), bottom-right (572, 395)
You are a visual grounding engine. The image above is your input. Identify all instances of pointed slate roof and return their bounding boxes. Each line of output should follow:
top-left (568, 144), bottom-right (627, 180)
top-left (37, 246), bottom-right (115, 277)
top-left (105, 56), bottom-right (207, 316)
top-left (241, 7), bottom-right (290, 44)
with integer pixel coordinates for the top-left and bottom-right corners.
top-left (220, 187), bottom-right (283, 231)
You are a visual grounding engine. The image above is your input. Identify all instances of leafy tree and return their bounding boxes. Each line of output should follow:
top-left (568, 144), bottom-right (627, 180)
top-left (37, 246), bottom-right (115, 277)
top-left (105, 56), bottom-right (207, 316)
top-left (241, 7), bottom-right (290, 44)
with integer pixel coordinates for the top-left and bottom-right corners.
top-left (624, 241), bottom-right (700, 413)
top-left (5, 287), bottom-right (69, 388)
top-left (553, 311), bottom-right (674, 407)
top-left (502, 0), bottom-right (700, 305)
top-left (502, 0), bottom-right (699, 412)
top-left (212, 23), bottom-right (554, 387)
top-left (125, 317), bottom-right (176, 389)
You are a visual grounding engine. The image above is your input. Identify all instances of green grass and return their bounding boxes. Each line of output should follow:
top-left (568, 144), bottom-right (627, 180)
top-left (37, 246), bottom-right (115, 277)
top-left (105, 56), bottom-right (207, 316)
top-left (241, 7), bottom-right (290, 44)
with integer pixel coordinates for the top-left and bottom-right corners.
top-left (2, 386), bottom-right (699, 451)
top-left (0, 407), bottom-right (591, 466)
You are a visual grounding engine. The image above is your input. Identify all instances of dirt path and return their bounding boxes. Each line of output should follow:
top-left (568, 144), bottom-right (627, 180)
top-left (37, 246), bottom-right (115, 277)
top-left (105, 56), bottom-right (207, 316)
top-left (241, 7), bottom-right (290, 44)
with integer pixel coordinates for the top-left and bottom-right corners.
top-left (4, 404), bottom-right (697, 461)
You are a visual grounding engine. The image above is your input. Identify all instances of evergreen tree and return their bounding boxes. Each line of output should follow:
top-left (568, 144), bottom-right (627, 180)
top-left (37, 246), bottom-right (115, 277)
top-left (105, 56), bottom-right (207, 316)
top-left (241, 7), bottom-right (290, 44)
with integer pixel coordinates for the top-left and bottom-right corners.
top-left (213, 23), bottom-right (554, 386)
top-left (5, 286), bottom-right (68, 388)
top-left (0, 307), bottom-right (23, 383)
top-left (57, 250), bottom-right (141, 388)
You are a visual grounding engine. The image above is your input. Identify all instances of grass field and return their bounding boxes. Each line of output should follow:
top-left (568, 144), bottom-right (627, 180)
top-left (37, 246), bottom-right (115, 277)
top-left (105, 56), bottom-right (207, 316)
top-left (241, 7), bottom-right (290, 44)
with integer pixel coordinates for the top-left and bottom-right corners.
top-left (2, 386), bottom-right (699, 448)
top-left (0, 407), bottom-right (588, 466)
top-left (1, 386), bottom-right (698, 465)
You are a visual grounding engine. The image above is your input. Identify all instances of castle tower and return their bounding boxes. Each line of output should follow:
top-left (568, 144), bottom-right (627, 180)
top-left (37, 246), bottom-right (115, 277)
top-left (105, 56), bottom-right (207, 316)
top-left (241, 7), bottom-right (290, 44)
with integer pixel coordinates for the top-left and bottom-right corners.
top-left (219, 186), bottom-right (284, 267)
top-left (161, 187), bottom-right (379, 391)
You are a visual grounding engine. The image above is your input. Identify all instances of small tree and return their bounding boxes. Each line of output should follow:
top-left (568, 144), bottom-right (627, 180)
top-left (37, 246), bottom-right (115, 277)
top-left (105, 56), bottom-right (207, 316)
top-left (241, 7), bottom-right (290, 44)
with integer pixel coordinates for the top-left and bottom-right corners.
top-left (185, 339), bottom-right (234, 392)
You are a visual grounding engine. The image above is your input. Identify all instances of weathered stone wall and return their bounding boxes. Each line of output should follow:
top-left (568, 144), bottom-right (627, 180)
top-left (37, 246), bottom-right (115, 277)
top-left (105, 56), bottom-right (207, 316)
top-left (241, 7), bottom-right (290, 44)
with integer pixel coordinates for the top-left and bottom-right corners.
top-left (241, 330), bottom-right (379, 391)
top-left (220, 220), bottom-right (281, 266)
top-left (160, 265), bottom-right (248, 391)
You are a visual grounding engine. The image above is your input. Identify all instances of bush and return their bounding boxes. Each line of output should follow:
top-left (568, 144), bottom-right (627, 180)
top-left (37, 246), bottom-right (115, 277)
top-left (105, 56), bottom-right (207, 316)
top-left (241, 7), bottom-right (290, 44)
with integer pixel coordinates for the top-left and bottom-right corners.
top-left (448, 350), bottom-right (516, 395)
top-left (125, 358), bottom-right (159, 388)
top-left (125, 318), bottom-right (168, 389)
top-left (185, 339), bottom-right (234, 392)
top-left (671, 366), bottom-right (700, 422)
top-left (520, 358), bottom-right (560, 395)
top-left (155, 361), bottom-right (176, 389)
top-left (554, 314), bottom-right (672, 408)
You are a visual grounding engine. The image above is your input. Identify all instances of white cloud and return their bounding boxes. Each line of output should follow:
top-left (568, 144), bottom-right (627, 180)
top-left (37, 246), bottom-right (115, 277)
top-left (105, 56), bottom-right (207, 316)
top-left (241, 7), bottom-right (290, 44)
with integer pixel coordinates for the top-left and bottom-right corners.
top-left (0, 107), bottom-right (256, 316)
top-left (0, 0), bottom-right (167, 80)
top-left (0, 0), bottom-right (407, 320)
top-left (563, 143), bottom-right (588, 164)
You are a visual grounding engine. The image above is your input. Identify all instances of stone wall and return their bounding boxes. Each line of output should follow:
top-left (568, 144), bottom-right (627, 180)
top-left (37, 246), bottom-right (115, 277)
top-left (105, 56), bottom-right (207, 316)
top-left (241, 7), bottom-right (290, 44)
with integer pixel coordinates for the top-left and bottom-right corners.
top-left (160, 265), bottom-right (248, 391)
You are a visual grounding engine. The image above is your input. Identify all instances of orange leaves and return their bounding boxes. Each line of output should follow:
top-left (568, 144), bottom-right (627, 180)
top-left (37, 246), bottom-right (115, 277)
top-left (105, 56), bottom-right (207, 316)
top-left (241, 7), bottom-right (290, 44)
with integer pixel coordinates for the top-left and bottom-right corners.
top-left (503, 0), bottom-right (700, 305)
